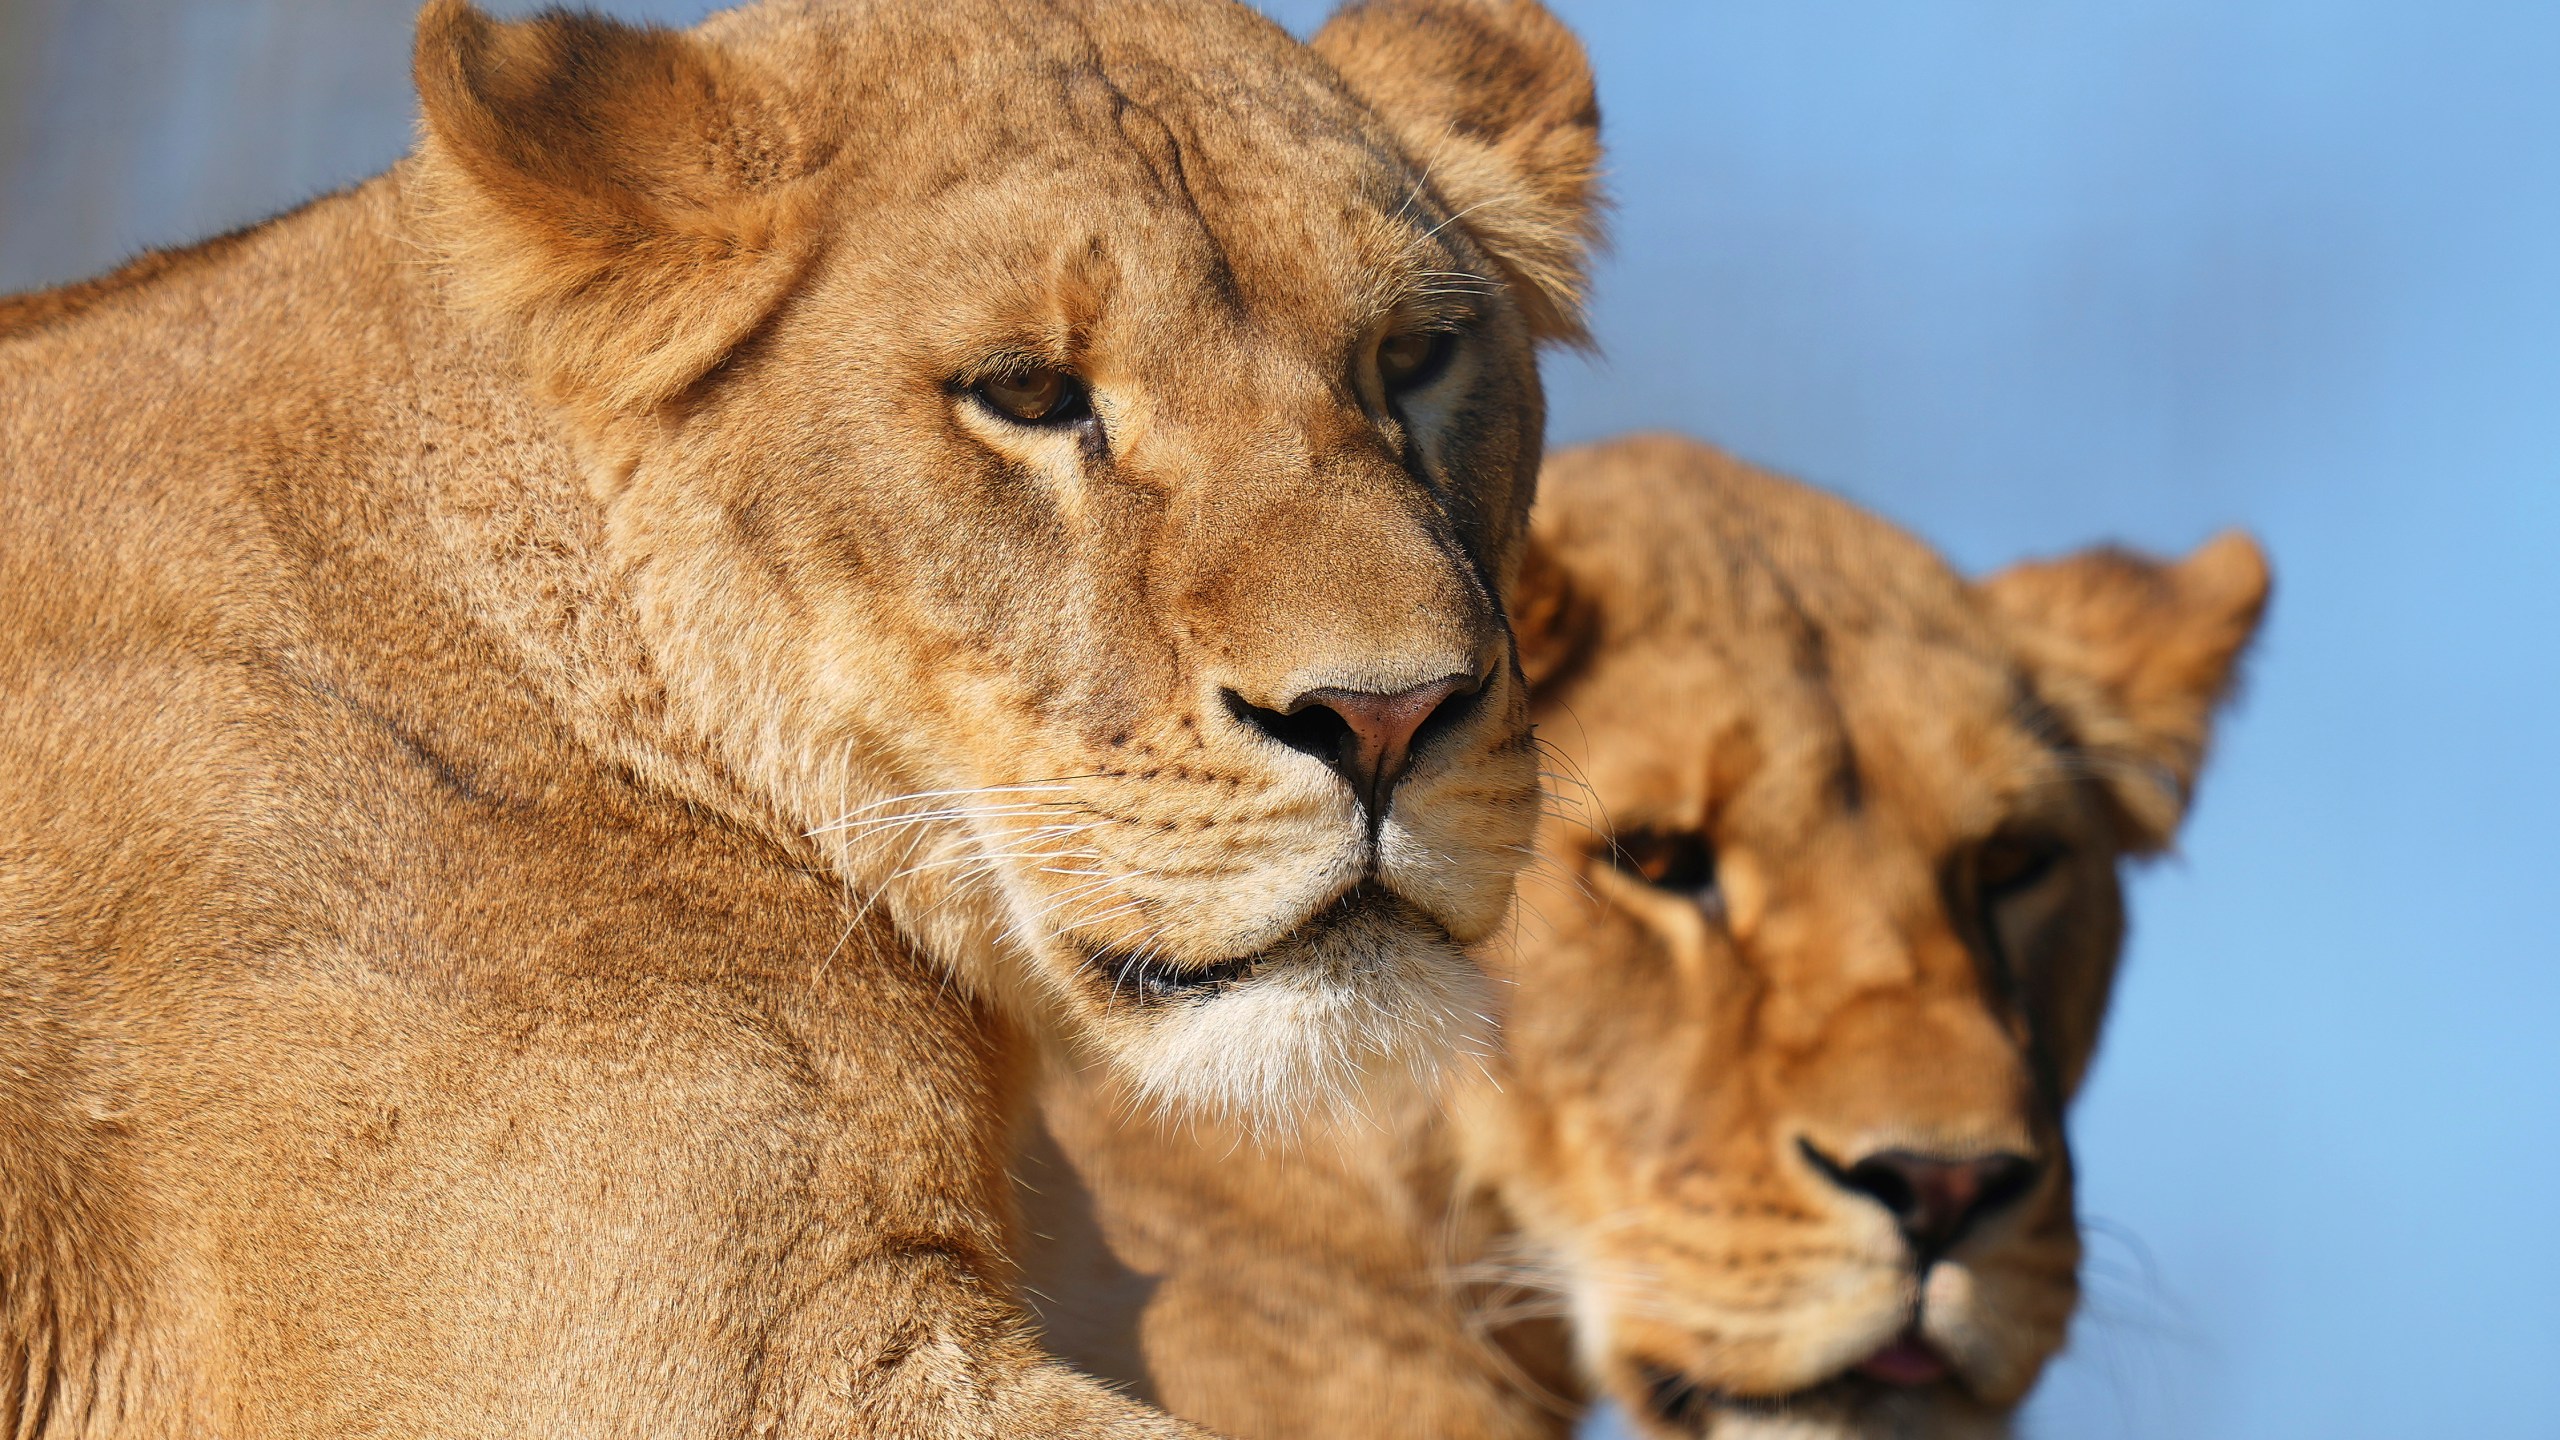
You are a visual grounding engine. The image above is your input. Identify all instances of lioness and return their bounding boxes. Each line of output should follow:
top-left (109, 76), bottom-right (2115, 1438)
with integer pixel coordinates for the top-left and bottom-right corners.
top-left (0, 0), bottom-right (1602, 1433)
top-left (1024, 433), bottom-right (2270, 1439)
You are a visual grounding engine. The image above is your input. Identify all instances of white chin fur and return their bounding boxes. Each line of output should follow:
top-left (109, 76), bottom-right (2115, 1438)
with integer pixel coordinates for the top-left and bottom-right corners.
top-left (1108, 913), bottom-right (1492, 1132)
top-left (1688, 1399), bottom-right (2009, 1440)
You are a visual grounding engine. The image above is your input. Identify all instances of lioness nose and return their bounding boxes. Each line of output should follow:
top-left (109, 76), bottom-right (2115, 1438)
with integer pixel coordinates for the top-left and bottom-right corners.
top-left (1225, 673), bottom-right (1483, 818)
top-left (1801, 1141), bottom-right (2041, 1260)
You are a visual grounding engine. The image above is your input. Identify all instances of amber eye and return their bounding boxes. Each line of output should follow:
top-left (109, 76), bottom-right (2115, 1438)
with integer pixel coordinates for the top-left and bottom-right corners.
top-left (974, 366), bottom-right (1089, 426)
top-left (1606, 829), bottom-right (1721, 909)
top-left (1977, 833), bottom-right (2065, 900)
top-left (1376, 330), bottom-right (1454, 392)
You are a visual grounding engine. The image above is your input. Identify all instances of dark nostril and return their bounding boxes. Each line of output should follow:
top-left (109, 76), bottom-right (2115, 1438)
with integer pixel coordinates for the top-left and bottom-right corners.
top-left (1398, 671), bottom-right (1490, 771)
top-left (1222, 671), bottom-right (1484, 818)
top-left (1800, 1139), bottom-right (2041, 1261)
top-left (1840, 1152), bottom-right (1919, 1216)
top-left (1224, 690), bottom-right (1357, 770)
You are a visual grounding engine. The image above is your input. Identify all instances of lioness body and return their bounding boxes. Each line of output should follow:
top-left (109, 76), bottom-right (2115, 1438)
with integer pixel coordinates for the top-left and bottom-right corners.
top-left (0, 0), bottom-right (1605, 1433)
top-left (1, 171), bottom-right (1135, 1440)
top-left (1025, 434), bottom-right (2268, 1439)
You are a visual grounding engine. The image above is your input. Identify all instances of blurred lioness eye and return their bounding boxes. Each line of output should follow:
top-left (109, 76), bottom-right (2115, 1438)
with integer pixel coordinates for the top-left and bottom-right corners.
top-left (1376, 330), bottom-right (1453, 392)
top-left (1606, 828), bottom-right (1720, 907)
top-left (1977, 833), bottom-right (2065, 899)
top-left (975, 366), bottom-right (1086, 426)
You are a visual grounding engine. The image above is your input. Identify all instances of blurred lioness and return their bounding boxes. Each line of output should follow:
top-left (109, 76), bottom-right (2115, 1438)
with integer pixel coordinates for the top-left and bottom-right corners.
top-left (0, 0), bottom-right (1602, 1433)
top-left (1024, 433), bottom-right (2269, 1439)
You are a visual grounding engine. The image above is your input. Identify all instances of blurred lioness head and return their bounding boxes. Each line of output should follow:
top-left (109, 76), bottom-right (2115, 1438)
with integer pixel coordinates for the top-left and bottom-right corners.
top-left (1487, 435), bottom-right (2270, 1436)
top-left (1017, 432), bottom-right (2268, 1440)
top-left (408, 0), bottom-right (1603, 1117)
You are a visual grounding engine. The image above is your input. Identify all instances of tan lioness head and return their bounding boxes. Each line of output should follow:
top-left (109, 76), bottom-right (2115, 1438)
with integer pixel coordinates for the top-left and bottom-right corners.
top-left (1487, 436), bottom-right (2268, 1436)
top-left (406, 0), bottom-right (1601, 1118)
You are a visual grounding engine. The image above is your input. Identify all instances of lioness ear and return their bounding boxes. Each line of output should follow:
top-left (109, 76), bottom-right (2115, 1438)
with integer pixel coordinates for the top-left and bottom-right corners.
top-left (413, 0), bottom-right (825, 416)
top-left (1313, 0), bottom-right (1605, 345)
top-left (1981, 532), bottom-right (2272, 852)
top-left (1508, 535), bottom-right (1594, 690)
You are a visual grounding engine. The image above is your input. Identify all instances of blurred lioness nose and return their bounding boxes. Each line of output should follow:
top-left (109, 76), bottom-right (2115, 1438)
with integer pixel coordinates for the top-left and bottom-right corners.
top-left (1803, 1141), bottom-right (2042, 1260)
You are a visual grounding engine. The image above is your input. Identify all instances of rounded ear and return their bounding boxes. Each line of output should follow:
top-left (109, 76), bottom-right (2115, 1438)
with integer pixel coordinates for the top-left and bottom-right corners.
top-left (1508, 535), bottom-right (1595, 691)
top-left (1312, 0), bottom-right (1606, 346)
top-left (1980, 531), bottom-right (2272, 852)
top-left (413, 0), bottom-right (827, 417)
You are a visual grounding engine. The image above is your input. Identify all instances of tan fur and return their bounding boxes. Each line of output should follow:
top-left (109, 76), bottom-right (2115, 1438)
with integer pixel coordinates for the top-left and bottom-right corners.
top-left (0, 1), bottom-right (1604, 1433)
top-left (1023, 434), bottom-right (2269, 1439)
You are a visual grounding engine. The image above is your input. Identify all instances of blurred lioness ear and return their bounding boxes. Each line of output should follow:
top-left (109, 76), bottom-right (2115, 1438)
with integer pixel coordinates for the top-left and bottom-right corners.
top-left (1981, 531), bottom-right (2272, 852)
top-left (1508, 535), bottom-right (1594, 690)
top-left (1313, 0), bottom-right (1605, 344)
top-left (413, 0), bottom-right (827, 416)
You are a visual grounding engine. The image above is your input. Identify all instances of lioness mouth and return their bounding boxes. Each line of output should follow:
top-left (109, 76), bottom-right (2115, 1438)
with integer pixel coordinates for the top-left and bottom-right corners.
top-left (1636, 1345), bottom-right (1957, 1433)
top-left (1094, 948), bottom-right (1266, 1004)
top-left (1085, 882), bottom-right (1410, 1005)
top-left (1640, 1364), bottom-right (1865, 1431)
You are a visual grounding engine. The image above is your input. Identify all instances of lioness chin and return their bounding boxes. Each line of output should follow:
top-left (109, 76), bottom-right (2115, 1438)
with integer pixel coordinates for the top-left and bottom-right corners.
top-left (1023, 434), bottom-right (2270, 1440)
top-left (0, 0), bottom-right (1601, 1433)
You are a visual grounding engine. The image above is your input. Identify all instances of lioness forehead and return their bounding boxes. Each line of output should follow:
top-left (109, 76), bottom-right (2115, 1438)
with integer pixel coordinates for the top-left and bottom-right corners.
top-left (1540, 439), bottom-right (2064, 837)
top-left (717, 0), bottom-right (1427, 247)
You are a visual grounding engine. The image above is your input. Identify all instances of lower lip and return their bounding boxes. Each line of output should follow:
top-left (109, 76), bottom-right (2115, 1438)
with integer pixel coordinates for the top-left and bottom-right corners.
top-left (1853, 1336), bottom-right (1951, 1388)
top-left (1090, 876), bottom-right (1413, 999)
top-left (1087, 883), bottom-right (1404, 1002)
top-left (1095, 947), bottom-right (1261, 1002)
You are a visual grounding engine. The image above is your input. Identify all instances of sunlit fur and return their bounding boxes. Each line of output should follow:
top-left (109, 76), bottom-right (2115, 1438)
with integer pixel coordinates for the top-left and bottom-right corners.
top-left (0, 1), bottom-right (1602, 1434)
top-left (1020, 434), bottom-right (2269, 1440)
top-left (404, 0), bottom-right (1607, 1123)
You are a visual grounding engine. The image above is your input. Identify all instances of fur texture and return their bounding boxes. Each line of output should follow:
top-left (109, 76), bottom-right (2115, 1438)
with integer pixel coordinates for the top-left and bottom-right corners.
top-left (0, 0), bottom-right (1602, 1433)
top-left (1021, 434), bottom-right (2270, 1440)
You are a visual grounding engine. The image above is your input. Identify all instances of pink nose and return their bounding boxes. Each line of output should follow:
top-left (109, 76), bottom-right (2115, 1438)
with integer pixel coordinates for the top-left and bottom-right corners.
top-left (1802, 1141), bottom-right (2042, 1260)
top-left (1226, 673), bottom-right (1484, 817)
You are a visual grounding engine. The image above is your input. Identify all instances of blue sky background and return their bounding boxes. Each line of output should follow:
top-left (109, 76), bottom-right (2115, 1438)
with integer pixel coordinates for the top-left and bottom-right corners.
top-left (5, 3), bottom-right (2553, 1435)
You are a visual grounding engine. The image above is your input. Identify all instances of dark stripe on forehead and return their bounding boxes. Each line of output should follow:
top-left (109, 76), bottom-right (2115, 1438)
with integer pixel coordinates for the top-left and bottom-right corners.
top-left (2007, 674), bottom-right (2080, 760)
top-left (1060, 5), bottom-right (1488, 333)
top-left (2007, 666), bottom-right (2182, 817)
top-left (1730, 527), bottom-right (1865, 814)
top-left (1105, 76), bottom-right (1247, 313)
top-left (1048, 13), bottom-right (1249, 318)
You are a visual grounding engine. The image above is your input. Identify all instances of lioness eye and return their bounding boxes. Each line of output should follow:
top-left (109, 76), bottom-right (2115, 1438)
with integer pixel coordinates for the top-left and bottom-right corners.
top-left (1977, 833), bottom-right (2064, 900)
top-left (1607, 829), bottom-right (1720, 908)
top-left (1376, 330), bottom-right (1454, 392)
top-left (975, 366), bottom-right (1089, 426)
